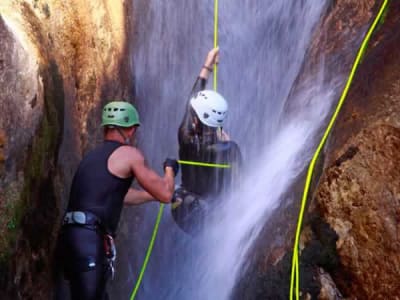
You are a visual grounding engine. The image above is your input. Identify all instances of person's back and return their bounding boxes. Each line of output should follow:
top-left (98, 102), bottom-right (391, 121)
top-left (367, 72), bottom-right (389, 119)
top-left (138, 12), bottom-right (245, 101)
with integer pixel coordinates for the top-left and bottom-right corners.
top-left (179, 129), bottom-right (241, 197)
top-left (67, 140), bottom-right (133, 233)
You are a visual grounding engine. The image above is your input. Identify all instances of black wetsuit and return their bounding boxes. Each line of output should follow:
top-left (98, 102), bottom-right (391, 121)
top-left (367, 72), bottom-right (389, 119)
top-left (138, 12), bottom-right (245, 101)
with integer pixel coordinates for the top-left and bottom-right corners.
top-left (173, 77), bottom-right (242, 232)
top-left (57, 141), bottom-right (133, 300)
top-left (179, 77), bottom-right (242, 196)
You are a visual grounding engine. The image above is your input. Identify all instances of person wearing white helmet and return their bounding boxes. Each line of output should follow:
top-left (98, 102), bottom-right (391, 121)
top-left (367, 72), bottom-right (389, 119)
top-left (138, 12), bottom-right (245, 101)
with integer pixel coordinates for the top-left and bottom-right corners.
top-left (172, 48), bottom-right (242, 234)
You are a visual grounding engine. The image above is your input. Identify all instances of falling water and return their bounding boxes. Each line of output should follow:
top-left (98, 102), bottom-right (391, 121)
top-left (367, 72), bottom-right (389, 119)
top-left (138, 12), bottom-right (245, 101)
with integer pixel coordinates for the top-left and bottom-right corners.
top-left (120, 1), bottom-right (336, 299)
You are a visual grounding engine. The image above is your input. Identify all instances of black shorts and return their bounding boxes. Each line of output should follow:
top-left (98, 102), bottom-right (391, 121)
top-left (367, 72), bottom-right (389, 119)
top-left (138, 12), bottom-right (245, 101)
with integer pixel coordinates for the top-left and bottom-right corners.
top-left (56, 225), bottom-right (110, 300)
top-left (171, 187), bottom-right (209, 235)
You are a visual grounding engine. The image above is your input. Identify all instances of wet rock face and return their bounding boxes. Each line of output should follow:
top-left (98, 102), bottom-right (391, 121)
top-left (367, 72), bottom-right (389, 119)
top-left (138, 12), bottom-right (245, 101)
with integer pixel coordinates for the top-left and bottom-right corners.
top-left (317, 125), bottom-right (400, 298)
top-left (0, 13), bottom-right (64, 299)
top-left (284, 0), bottom-right (382, 117)
top-left (309, 2), bottom-right (400, 299)
top-left (0, 16), bottom-right (43, 181)
top-left (0, 15), bottom-right (46, 294)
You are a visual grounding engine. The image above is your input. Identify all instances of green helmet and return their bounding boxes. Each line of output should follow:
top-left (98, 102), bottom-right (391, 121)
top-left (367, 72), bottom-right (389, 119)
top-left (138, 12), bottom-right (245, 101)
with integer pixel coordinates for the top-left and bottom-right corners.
top-left (101, 101), bottom-right (140, 127)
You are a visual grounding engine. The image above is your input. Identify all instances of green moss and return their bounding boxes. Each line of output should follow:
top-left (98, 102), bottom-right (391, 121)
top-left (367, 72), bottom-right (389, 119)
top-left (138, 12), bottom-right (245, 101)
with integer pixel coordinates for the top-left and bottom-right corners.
top-left (0, 178), bottom-right (23, 265)
top-left (17, 60), bottom-right (63, 225)
top-left (0, 60), bottom-right (64, 275)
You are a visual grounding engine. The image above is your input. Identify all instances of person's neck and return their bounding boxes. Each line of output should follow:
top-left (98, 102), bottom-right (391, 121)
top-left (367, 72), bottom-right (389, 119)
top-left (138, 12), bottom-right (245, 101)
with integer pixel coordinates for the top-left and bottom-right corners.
top-left (104, 131), bottom-right (126, 144)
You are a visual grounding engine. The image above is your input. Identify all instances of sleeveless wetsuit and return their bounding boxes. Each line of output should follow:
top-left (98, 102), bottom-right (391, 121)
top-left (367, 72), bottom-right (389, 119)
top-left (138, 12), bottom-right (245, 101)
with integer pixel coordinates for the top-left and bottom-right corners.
top-left (58, 140), bottom-right (133, 300)
top-left (67, 140), bottom-right (133, 233)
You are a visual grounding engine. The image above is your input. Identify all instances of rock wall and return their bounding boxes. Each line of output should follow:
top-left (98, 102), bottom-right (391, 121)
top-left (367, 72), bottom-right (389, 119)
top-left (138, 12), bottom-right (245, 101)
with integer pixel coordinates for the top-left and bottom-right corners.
top-left (309, 1), bottom-right (400, 298)
top-left (0, 1), bottom-right (134, 298)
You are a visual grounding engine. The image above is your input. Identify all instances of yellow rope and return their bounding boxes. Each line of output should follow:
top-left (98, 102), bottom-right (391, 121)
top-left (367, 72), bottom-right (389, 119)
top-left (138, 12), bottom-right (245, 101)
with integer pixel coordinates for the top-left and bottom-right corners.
top-left (213, 0), bottom-right (219, 91)
top-left (289, 1), bottom-right (389, 299)
top-left (130, 205), bottom-right (164, 300)
top-left (178, 160), bottom-right (230, 169)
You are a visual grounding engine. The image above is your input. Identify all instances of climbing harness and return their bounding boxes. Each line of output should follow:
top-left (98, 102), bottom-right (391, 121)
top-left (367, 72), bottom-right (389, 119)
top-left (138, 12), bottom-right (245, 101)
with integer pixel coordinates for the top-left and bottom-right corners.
top-left (170, 187), bottom-right (208, 235)
top-left (62, 210), bottom-right (117, 278)
top-left (63, 210), bottom-right (108, 233)
top-left (64, 211), bottom-right (101, 226)
top-left (104, 234), bottom-right (117, 280)
top-left (289, 1), bottom-right (389, 299)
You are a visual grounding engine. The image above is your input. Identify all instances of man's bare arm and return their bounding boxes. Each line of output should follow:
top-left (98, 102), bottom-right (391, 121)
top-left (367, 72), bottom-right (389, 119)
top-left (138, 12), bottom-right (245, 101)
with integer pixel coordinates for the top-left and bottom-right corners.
top-left (129, 148), bottom-right (175, 203)
top-left (124, 188), bottom-right (155, 205)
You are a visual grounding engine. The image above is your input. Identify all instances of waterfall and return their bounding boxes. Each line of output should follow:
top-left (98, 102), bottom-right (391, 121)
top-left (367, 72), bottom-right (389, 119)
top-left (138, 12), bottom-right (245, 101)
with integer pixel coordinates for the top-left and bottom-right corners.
top-left (123, 1), bottom-right (336, 299)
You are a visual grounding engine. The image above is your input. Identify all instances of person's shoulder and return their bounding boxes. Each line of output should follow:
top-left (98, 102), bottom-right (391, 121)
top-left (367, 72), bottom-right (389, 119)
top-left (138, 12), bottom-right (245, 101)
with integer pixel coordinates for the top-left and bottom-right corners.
top-left (115, 145), bottom-right (144, 160)
top-left (226, 140), bottom-right (242, 155)
top-left (226, 140), bottom-right (240, 149)
top-left (116, 145), bottom-right (140, 154)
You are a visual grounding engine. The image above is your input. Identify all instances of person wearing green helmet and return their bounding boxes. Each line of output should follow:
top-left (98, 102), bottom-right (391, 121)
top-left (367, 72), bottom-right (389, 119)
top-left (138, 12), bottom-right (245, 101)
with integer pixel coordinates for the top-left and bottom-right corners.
top-left (56, 101), bottom-right (179, 300)
top-left (171, 48), bottom-right (242, 234)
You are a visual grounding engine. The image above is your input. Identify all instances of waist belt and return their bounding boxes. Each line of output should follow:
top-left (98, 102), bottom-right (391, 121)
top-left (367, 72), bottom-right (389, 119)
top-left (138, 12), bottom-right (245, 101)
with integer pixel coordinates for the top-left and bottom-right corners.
top-left (63, 210), bottom-right (101, 225)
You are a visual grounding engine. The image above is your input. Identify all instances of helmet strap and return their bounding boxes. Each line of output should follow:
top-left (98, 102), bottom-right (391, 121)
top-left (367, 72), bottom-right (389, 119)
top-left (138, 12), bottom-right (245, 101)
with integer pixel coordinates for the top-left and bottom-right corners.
top-left (191, 121), bottom-right (197, 133)
top-left (116, 127), bottom-right (130, 144)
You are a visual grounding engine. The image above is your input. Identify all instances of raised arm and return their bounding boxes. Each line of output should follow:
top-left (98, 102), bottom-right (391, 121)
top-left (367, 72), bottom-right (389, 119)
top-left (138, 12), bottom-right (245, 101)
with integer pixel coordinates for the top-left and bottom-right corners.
top-left (188, 47), bottom-right (220, 98)
top-left (179, 47), bottom-right (223, 145)
top-left (199, 47), bottom-right (219, 79)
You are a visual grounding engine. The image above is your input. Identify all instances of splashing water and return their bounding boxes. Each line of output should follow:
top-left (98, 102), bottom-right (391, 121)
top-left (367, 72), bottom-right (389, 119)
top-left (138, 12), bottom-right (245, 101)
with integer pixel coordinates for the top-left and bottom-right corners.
top-left (121, 1), bottom-right (337, 299)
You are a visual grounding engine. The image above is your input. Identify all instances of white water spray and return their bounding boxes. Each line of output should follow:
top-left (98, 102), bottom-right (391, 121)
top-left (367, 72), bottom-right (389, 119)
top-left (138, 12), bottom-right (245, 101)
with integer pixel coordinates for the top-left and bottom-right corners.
top-left (120, 1), bottom-right (338, 299)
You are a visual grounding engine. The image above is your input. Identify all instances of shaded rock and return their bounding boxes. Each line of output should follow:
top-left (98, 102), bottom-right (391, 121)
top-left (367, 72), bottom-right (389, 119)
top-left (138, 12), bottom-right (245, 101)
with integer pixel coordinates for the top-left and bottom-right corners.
top-left (0, 0), bottom-right (135, 298)
top-left (0, 15), bottom-right (44, 182)
top-left (317, 268), bottom-right (343, 300)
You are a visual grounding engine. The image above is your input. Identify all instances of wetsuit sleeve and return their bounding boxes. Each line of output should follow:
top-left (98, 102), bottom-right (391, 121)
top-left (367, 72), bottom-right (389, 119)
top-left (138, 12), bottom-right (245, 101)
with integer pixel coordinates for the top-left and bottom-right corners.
top-left (189, 77), bottom-right (207, 98)
top-left (178, 77), bottom-right (208, 145)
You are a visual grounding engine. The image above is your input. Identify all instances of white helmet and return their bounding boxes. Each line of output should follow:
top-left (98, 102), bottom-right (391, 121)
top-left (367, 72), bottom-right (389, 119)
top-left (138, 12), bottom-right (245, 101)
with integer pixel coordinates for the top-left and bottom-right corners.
top-left (190, 90), bottom-right (228, 127)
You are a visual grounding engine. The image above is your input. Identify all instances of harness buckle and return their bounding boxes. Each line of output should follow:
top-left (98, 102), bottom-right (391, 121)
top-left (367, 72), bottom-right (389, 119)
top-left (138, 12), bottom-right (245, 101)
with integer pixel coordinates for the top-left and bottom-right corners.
top-left (63, 211), bottom-right (100, 227)
top-left (104, 234), bottom-right (117, 280)
top-left (71, 211), bottom-right (86, 224)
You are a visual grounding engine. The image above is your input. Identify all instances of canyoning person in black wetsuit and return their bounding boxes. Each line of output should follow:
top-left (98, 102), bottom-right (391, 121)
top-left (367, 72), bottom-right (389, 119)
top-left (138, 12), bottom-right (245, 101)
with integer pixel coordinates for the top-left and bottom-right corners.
top-left (171, 48), bottom-right (242, 233)
top-left (56, 101), bottom-right (179, 300)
